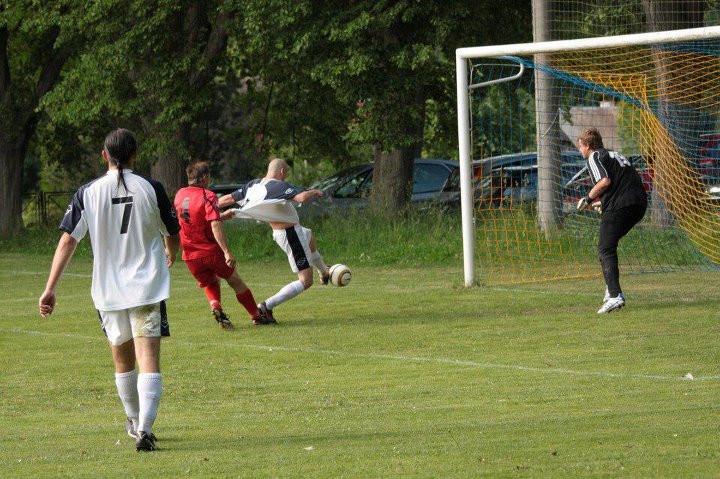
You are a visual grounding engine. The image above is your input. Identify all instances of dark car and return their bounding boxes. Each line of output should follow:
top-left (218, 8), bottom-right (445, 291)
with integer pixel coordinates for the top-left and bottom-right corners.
top-left (698, 133), bottom-right (720, 179)
top-left (297, 158), bottom-right (460, 217)
top-left (475, 162), bottom-right (586, 211)
top-left (471, 150), bottom-right (586, 180)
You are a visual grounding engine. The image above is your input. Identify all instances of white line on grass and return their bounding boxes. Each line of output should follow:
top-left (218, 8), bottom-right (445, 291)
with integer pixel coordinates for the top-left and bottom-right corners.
top-left (4, 327), bottom-right (718, 382)
top-left (4, 270), bottom-right (281, 288)
top-left (7, 270), bottom-right (601, 296)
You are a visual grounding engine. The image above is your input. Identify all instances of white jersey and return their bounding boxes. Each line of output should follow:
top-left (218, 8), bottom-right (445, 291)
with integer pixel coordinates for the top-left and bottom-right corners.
top-left (229, 178), bottom-right (302, 224)
top-left (60, 169), bottom-right (180, 311)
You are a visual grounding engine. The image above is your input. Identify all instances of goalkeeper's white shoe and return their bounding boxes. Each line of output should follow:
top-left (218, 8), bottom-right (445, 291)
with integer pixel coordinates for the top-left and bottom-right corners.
top-left (597, 293), bottom-right (625, 314)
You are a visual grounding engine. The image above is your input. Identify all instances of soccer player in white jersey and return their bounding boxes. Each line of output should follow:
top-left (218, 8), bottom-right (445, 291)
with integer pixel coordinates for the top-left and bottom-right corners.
top-left (218, 158), bottom-right (330, 322)
top-left (38, 128), bottom-right (180, 452)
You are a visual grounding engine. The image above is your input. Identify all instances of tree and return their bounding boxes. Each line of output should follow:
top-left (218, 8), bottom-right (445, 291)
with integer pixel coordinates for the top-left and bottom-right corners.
top-left (240, 0), bottom-right (532, 216)
top-left (314, 1), bottom-right (532, 215)
top-left (44, 1), bottom-right (232, 195)
top-left (0, 0), bottom-right (99, 238)
top-left (641, 0), bottom-right (711, 226)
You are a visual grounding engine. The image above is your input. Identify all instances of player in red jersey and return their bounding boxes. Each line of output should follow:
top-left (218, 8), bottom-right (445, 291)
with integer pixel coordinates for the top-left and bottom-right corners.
top-left (174, 161), bottom-right (272, 328)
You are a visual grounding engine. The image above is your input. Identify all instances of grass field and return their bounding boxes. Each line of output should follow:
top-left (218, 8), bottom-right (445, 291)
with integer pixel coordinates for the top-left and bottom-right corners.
top-left (2, 252), bottom-right (719, 478)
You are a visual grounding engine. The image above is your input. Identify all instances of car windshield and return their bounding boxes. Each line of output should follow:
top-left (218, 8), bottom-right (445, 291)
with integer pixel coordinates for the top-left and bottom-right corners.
top-left (334, 169), bottom-right (373, 198)
top-left (413, 163), bottom-right (453, 194)
top-left (310, 164), bottom-right (369, 191)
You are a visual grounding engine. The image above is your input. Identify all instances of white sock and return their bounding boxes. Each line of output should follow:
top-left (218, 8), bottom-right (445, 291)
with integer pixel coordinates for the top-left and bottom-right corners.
top-left (137, 372), bottom-right (162, 434)
top-left (115, 369), bottom-right (139, 424)
top-left (266, 280), bottom-right (306, 310)
top-left (311, 251), bottom-right (328, 276)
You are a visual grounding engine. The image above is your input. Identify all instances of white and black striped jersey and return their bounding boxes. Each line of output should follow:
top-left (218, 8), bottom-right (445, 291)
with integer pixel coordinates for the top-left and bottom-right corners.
top-left (587, 148), bottom-right (647, 212)
top-left (229, 179), bottom-right (303, 224)
top-left (60, 169), bottom-right (180, 311)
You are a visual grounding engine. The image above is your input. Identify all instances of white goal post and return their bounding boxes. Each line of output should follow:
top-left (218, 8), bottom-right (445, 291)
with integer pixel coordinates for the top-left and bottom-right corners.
top-left (455, 25), bottom-right (720, 287)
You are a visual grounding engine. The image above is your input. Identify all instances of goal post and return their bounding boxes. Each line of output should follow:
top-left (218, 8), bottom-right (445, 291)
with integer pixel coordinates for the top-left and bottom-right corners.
top-left (456, 26), bottom-right (720, 287)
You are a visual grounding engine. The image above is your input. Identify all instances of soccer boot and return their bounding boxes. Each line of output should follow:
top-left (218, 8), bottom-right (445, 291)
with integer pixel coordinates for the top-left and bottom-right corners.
top-left (255, 302), bottom-right (278, 325)
top-left (597, 293), bottom-right (625, 314)
top-left (135, 431), bottom-right (158, 452)
top-left (319, 267), bottom-right (330, 286)
top-left (212, 308), bottom-right (235, 330)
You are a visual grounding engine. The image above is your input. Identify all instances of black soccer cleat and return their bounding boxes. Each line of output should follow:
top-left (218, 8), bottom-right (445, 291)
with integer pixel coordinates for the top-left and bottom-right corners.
top-left (255, 302), bottom-right (278, 325)
top-left (135, 431), bottom-right (158, 452)
top-left (212, 308), bottom-right (235, 330)
top-left (319, 268), bottom-right (330, 286)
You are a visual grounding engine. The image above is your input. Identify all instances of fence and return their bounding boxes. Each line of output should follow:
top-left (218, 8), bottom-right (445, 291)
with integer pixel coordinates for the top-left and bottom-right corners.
top-left (22, 191), bottom-right (74, 227)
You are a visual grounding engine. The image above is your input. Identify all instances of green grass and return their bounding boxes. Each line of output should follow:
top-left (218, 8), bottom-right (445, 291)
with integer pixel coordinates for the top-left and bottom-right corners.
top-left (2, 252), bottom-right (719, 478)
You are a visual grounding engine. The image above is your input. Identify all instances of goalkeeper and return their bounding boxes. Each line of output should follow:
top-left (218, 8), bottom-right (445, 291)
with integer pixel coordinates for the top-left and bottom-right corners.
top-left (576, 127), bottom-right (647, 314)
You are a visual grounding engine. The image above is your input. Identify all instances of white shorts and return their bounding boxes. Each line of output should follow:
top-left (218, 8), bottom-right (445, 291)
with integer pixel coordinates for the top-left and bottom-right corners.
top-left (97, 301), bottom-right (170, 346)
top-left (272, 225), bottom-right (314, 273)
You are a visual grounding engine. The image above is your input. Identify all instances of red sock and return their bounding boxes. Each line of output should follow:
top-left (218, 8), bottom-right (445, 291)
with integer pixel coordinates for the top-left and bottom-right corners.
top-left (204, 282), bottom-right (222, 310)
top-left (236, 289), bottom-right (259, 317)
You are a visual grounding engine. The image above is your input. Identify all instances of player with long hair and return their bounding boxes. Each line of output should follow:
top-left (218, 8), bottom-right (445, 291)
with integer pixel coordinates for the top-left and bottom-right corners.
top-left (39, 128), bottom-right (180, 451)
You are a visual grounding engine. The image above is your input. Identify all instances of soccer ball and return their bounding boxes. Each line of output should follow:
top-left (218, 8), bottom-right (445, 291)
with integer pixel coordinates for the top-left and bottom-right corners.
top-left (329, 264), bottom-right (352, 287)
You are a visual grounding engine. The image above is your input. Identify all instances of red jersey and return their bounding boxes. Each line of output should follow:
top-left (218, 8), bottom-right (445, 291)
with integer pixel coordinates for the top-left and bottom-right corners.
top-left (174, 186), bottom-right (224, 260)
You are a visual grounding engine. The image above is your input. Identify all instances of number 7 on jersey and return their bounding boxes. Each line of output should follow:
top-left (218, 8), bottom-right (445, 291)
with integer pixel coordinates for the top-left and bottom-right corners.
top-left (112, 196), bottom-right (134, 234)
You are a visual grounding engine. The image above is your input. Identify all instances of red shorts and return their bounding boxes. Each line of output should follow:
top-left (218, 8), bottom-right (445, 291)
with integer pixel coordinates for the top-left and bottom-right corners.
top-left (185, 255), bottom-right (235, 288)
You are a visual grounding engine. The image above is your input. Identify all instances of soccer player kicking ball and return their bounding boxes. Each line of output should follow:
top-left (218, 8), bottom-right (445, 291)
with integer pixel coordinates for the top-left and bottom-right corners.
top-left (576, 127), bottom-right (647, 314)
top-left (174, 161), bottom-right (271, 328)
top-left (39, 129), bottom-right (180, 451)
top-left (218, 158), bottom-right (331, 323)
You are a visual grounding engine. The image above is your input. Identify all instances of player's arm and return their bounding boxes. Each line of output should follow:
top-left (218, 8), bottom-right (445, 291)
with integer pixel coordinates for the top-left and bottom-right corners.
top-left (39, 232), bottom-right (79, 318)
top-left (210, 220), bottom-right (236, 268)
top-left (218, 194), bottom-right (237, 209)
top-left (219, 209), bottom-right (235, 221)
top-left (164, 234), bottom-right (180, 268)
top-left (586, 177), bottom-right (610, 202)
top-left (292, 189), bottom-right (324, 203)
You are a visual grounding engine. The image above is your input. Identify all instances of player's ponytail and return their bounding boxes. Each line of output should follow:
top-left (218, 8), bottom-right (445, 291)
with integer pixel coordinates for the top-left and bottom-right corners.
top-left (104, 128), bottom-right (138, 193)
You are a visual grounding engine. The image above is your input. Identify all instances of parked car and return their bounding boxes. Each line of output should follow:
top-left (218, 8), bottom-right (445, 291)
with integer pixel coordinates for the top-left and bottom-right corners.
top-left (701, 177), bottom-right (720, 204)
top-left (474, 162), bottom-right (587, 211)
top-left (297, 158), bottom-right (460, 217)
top-left (698, 133), bottom-right (720, 179)
top-left (471, 150), bottom-right (586, 180)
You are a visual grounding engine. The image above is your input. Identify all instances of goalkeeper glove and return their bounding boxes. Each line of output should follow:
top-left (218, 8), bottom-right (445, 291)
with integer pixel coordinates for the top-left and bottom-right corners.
top-left (576, 195), bottom-right (595, 211)
top-left (591, 200), bottom-right (602, 214)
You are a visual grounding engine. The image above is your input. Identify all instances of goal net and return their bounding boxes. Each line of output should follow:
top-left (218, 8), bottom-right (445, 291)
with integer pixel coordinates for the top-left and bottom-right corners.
top-left (456, 27), bottom-right (720, 286)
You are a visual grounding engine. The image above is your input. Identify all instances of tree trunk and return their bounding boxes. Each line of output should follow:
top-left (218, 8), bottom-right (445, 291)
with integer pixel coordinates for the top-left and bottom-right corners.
top-left (533, 0), bottom-right (562, 237)
top-left (0, 131), bottom-right (27, 238)
top-left (370, 144), bottom-right (418, 215)
top-left (370, 89), bottom-right (426, 216)
top-left (642, 0), bottom-right (710, 227)
top-left (151, 151), bottom-right (186, 198)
